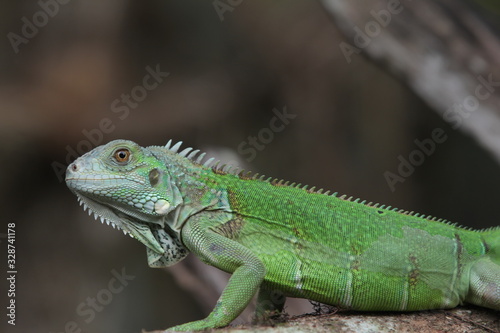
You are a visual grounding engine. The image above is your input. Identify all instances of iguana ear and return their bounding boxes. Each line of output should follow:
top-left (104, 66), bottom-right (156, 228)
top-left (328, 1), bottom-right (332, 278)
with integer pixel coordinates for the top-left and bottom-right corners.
top-left (147, 228), bottom-right (189, 267)
top-left (148, 168), bottom-right (162, 187)
top-left (147, 165), bottom-right (184, 217)
top-left (148, 168), bottom-right (172, 215)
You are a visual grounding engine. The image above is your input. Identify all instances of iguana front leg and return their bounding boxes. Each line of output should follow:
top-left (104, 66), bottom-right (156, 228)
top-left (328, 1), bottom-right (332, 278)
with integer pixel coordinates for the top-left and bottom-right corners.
top-left (166, 211), bottom-right (266, 331)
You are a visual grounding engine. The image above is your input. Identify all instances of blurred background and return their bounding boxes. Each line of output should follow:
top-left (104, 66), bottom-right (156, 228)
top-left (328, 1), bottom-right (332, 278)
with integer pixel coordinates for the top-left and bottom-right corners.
top-left (1, 0), bottom-right (500, 332)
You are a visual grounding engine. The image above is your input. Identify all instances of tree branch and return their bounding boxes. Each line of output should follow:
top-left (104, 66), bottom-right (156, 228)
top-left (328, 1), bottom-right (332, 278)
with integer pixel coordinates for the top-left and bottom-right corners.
top-left (322, 0), bottom-right (500, 163)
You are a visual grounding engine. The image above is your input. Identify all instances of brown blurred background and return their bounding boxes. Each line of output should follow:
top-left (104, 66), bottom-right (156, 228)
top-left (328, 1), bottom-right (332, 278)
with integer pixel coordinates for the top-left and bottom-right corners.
top-left (1, 1), bottom-right (500, 332)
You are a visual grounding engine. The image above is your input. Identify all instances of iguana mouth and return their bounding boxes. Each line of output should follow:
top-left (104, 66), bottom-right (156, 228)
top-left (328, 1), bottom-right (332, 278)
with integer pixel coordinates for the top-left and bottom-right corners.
top-left (77, 196), bottom-right (130, 235)
top-left (76, 195), bottom-right (165, 254)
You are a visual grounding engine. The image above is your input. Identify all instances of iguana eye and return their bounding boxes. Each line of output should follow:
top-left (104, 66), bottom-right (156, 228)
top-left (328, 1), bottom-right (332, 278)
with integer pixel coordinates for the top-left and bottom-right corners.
top-left (114, 148), bottom-right (131, 164)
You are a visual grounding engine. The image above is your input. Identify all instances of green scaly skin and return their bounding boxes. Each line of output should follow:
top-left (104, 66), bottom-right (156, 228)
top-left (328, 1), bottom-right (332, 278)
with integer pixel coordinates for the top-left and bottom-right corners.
top-left (65, 139), bottom-right (500, 331)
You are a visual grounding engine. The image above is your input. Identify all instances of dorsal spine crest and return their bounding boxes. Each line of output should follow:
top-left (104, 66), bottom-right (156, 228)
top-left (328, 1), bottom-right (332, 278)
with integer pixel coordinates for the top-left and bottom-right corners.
top-left (161, 138), bottom-right (478, 231)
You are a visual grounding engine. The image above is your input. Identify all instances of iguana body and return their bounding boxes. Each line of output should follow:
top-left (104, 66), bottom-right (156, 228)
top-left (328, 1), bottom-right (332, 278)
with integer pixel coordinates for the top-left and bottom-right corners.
top-left (65, 139), bottom-right (500, 331)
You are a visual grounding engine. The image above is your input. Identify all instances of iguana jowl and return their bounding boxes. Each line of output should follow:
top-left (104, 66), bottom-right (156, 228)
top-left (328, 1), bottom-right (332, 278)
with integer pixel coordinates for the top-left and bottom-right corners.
top-left (65, 139), bottom-right (500, 331)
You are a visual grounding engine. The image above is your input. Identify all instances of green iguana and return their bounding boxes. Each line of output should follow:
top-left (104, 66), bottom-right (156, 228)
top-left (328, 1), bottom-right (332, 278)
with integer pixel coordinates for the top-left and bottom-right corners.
top-left (65, 139), bottom-right (500, 331)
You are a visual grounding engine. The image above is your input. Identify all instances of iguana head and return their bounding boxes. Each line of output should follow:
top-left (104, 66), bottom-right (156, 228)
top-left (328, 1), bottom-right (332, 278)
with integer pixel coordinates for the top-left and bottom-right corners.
top-left (65, 139), bottom-right (185, 263)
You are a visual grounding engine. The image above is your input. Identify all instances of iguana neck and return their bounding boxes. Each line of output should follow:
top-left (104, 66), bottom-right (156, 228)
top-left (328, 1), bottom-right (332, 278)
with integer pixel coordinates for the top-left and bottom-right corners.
top-left (148, 146), bottom-right (227, 234)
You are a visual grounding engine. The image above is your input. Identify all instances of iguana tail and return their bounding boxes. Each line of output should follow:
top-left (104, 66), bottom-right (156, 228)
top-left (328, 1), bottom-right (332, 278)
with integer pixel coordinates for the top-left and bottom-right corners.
top-left (466, 228), bottom-right (500, 310)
